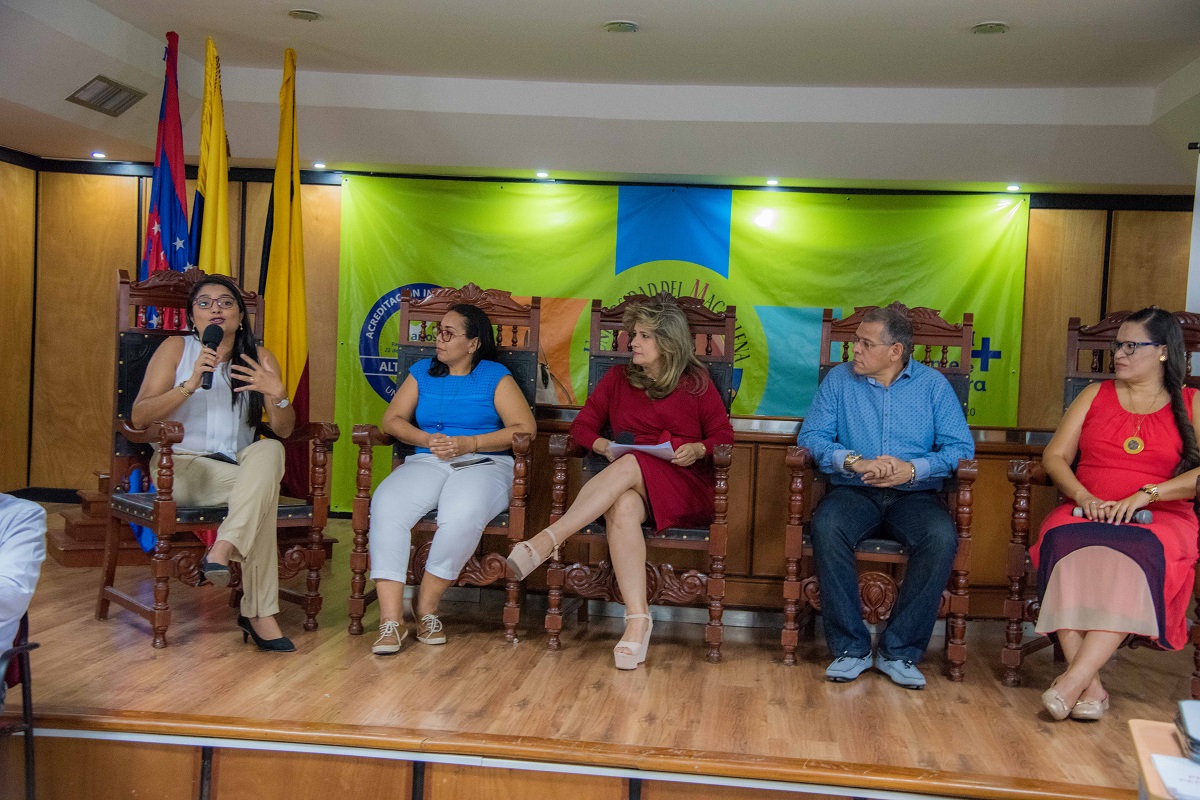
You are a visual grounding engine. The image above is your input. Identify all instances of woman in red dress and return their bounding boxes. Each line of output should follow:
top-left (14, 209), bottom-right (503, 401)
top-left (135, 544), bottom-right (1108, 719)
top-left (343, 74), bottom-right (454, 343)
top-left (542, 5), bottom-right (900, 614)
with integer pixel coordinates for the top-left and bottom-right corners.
top-left (1035, 307), bottom-right (1200, 720)
top-left (507, 298), bottom-right (734, 670)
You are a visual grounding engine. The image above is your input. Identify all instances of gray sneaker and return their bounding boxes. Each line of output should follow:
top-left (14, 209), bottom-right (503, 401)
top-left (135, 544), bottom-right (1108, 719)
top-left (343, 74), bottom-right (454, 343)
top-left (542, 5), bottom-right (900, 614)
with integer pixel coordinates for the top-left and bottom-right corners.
top-left (825, 654), bottom-right (873, 682)
top-left (875, 654), bottom-right (926, 689)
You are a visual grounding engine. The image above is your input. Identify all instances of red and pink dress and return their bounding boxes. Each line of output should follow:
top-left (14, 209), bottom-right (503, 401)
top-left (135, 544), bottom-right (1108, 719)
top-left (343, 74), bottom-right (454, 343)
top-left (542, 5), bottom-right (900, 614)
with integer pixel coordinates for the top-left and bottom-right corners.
top-left (1032, 381), bottom-right (1199, 650)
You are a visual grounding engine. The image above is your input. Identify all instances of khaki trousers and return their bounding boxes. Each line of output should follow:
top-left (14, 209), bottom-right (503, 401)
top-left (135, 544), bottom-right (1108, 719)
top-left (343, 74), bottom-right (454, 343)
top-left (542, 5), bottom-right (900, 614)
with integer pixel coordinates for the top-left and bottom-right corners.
top-left (152, 438), bottom-right (285, 617)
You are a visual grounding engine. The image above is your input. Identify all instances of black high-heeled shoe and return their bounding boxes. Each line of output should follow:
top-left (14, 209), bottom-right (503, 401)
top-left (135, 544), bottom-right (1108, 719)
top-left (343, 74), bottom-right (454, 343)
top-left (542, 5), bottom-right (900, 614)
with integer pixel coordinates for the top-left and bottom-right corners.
top-left (236, 615), bottom-right (295, 652)
top-left (200, 553), bottom-right (231, 588)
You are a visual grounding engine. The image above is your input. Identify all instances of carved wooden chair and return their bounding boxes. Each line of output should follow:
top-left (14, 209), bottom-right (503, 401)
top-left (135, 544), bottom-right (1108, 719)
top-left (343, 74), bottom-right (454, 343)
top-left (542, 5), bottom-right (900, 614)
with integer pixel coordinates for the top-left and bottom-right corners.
top-left (1, 612), bottom-right (38, 800)
top-left (781, 303), bottom-right (978, 680)
top-left (1004, 309), bottom-right (1200, 695)
top-left (543, 293), bottom-right (736, 662)
top-left (348, 284), bottom-right (540, 642)
top-left (96, 268), bottom-right (340, 648)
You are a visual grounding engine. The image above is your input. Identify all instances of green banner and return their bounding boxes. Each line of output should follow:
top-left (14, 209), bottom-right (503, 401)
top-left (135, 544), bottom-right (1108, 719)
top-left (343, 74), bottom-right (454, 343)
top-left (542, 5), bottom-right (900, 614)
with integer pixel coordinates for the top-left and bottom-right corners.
top-left (334, 176), bottom-right (1028, 511)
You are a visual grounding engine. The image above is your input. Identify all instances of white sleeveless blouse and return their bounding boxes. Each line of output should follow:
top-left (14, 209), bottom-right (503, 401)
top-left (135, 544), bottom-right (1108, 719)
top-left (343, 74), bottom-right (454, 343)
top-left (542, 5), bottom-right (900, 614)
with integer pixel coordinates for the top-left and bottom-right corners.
top-left (165, 335), bottom-right (255, 458)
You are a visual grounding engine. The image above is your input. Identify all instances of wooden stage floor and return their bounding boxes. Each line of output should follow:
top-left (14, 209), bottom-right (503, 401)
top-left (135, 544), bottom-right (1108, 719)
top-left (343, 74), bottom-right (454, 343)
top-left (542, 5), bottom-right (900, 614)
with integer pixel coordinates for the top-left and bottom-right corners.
top-left (4, 515), bottom-right (1189, 799)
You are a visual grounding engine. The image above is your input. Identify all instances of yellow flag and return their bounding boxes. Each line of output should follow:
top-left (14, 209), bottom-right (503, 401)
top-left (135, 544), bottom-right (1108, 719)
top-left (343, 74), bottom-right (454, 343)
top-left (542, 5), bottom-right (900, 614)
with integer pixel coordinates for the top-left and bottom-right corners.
top-left (263, 48), bottom-right (309, 495)
top-left (263, 48), bottom-right (308, 411)
top-left (190, 36), bottom-right (231, 276)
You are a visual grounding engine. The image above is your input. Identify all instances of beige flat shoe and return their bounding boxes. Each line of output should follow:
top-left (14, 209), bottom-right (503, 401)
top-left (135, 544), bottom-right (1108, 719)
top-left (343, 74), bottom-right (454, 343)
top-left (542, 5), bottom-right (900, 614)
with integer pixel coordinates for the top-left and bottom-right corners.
top-left (1070, 694), bottom-right (1110, 721)
top-left (1041, 680), bottom-right (1072, 721)
top-left (506, 528), bottom-right (562, 580)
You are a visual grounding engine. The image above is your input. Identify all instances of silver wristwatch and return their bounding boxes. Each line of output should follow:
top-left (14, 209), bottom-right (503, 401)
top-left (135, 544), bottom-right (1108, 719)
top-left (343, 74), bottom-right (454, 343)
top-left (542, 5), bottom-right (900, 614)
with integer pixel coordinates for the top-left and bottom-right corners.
top-left (273, 396), bottom-right (290, 409)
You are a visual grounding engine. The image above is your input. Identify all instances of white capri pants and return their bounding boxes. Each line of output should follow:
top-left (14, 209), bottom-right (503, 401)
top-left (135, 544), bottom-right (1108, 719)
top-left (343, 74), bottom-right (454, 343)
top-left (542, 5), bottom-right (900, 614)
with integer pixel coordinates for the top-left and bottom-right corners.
top-left (369, 453), bottom-right (515, 583)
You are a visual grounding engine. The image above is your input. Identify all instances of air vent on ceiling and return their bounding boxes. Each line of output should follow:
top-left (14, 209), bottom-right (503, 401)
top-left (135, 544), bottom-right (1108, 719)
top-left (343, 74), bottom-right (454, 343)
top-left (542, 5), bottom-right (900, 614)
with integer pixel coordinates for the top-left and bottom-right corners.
top-left (66, 75), bottom-right (147, 118)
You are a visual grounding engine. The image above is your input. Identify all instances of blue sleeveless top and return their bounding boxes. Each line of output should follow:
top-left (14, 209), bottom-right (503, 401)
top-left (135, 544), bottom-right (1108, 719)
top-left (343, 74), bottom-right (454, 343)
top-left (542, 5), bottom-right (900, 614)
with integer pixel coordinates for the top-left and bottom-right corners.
top-left (411, 358), bottom-right (511, 455)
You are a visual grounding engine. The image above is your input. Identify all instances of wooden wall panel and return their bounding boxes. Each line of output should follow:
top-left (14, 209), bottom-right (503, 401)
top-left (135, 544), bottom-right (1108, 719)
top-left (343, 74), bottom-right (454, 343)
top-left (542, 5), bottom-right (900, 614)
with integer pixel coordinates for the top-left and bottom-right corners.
top-left (236, 181), bottom-right (341, 423)
top-left (0, 160), bottom-right (36, 491)
top-left (213, 748), bottom-right (411, 800)
top-left (301, 184), bottom-right (343, 423)
top-left (240, 181), bottom-right (271, 294)
top-left (31, 172), bottom-right (139, 489)
top-left (1017, 208), bottom-right (1106, 430)
top-left (18, 737), bottom-right (199, 800)
top-left (751, 445), bottom-right (789, 577)
top-left (425, 764), bottom-right (623, 800)
top-left (1106, 210), bottom-right (1192, 314)
top-left (643, 781), bottom-right (839, 800)
top-left (969, 455), bottom-right (1023, 587)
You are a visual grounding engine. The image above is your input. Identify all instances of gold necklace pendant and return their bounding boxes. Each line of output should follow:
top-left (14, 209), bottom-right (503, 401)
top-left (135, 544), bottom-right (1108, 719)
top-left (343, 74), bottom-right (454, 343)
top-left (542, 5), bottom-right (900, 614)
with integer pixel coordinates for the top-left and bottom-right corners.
top-left (1123, 435), bottom-right (1145, 455)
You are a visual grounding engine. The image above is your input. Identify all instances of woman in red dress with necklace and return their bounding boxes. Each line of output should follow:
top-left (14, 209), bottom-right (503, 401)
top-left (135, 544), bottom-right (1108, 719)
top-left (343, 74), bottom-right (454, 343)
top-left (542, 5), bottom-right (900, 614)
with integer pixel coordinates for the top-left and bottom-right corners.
top-left (507, 297), bottom-right (734, 670)
top-left (1035, 307), bottom-right (1200, 720)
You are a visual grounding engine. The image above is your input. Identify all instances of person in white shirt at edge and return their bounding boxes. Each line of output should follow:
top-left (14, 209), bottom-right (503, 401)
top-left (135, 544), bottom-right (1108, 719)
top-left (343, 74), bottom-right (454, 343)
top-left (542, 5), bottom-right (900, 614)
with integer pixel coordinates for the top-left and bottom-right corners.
top-left (131, 274), bottom-right (297, 651)
top-left (0, 493), bottom-right (46, 705)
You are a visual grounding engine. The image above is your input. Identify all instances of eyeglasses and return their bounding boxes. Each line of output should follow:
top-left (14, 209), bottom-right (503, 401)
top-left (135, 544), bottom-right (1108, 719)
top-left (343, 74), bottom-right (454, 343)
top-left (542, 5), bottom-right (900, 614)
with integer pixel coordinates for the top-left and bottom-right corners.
top-left (852, 337), bottom-right (892, 350)
top-left (1109, 340), bottom-right (1163, 356)
top-left (193, 296), bottom-right (238, 310)
top-left (435, 328), bottom-right (467, 342)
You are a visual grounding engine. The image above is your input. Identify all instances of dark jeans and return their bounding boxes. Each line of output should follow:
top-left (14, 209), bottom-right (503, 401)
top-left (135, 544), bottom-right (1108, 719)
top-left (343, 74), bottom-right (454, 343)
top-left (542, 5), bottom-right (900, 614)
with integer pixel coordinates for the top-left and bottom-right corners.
top-left (812, 485), bottom-right (958, 663)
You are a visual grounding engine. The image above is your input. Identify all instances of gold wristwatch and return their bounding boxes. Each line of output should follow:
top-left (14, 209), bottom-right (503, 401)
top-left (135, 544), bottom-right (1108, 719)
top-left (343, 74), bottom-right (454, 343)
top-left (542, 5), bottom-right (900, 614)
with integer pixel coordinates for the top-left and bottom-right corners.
top-left (1139, 483), bottom-right (1160, 503)
top-left (843, 453), bottom-right (863, 472)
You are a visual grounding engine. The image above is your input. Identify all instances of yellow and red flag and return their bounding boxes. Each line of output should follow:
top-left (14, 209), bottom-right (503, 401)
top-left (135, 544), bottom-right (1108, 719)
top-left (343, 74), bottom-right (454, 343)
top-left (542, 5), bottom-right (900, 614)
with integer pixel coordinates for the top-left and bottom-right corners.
top-left (261, 48), bottom-right (309, 496)
top-left (188, 36), bottom-right (231, 277)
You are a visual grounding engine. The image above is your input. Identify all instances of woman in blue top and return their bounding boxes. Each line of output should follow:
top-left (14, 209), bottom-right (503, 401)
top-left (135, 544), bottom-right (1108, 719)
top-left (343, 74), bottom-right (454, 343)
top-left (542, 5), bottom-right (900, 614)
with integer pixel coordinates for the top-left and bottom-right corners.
top-left (368, 304), bottom-right (536, 655)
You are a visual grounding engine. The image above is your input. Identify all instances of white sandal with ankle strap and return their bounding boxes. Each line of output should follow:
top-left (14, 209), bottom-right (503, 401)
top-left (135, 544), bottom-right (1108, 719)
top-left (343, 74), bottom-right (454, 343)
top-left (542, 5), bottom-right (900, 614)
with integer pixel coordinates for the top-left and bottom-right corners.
top-left (506, 528), bottom-right (562, 580)
top-left (614, 613), bottom-right (653, 670)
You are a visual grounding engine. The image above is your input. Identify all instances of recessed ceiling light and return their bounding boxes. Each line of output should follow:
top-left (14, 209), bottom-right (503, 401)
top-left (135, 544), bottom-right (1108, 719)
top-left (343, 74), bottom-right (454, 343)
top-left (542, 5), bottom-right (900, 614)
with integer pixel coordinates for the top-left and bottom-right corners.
top-left (1006, 184), bottom-right (1021, 192)
top-left (313, 162), bottom-right (326, 169)
top-left (536, 171), bottom-right (549, 178)
top-left (971, 21), bottom-right (1009, 35)
top-left (288, 8), bottom-right (323, 21)
top-left (603, 20), bottom-right (639, 33)
top-left (91, 151), bottom-right (106, 159)
top-left (766, 179), bottom-right (779, 186)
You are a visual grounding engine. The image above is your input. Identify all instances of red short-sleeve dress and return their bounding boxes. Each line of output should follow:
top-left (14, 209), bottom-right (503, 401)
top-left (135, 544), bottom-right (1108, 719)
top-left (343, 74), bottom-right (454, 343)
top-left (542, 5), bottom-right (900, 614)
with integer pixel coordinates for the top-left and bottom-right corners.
top-left (1031, 381), bottom-right (1199, 650)
top-left (569, 366), bottom-right (735, 533)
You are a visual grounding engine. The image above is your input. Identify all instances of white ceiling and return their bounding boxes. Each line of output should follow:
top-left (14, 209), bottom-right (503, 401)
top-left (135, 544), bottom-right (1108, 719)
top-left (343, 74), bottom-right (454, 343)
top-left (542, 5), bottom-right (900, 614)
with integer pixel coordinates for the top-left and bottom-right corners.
top-left (2, 0), bottom-right (1200, 193)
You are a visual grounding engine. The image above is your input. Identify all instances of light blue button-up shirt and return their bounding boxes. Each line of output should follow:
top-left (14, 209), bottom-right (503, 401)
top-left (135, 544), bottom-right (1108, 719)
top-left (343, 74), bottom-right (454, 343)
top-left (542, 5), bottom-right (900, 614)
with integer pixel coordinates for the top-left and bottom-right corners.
top-left (0, 494), bottom-right (46, 650)
top-left (797, 359), bottom-right (974, 491)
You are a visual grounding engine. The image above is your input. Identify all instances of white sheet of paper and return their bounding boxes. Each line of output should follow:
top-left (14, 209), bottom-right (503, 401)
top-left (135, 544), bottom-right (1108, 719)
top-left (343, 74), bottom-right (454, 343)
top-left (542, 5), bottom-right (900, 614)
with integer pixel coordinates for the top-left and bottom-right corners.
top-left (607, 441), bottom-right (676, 460)
top-left (1153, 754), bottom-right (1200, 800)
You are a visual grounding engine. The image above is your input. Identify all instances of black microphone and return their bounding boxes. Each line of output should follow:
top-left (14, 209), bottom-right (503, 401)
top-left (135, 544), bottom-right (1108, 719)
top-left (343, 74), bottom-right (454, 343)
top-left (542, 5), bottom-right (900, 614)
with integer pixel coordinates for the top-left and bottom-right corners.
top-left (1072, 506), bottom-right (1152, 524)
top-left (199, 324), bottom-right (223, 390)
top-left (614, 431), bottom-right (635, 445)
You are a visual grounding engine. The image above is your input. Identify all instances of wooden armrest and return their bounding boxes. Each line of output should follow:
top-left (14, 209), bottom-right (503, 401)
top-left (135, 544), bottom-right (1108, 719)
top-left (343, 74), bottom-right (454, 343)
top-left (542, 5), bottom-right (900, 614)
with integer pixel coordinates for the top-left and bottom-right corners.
top-left (549, 432), bottom-right (585, 458)
top-left (283, 421), bottom-right (340, 446)
top-left (786, 445), bottom-right (814, 471)
top-left (352, 423), bottom-right (395, 448)
top-left (512, 431), bottom-right (533, 455)
top-left (117, 419), bottom-right (183, 446)
top-left (712, 442), bottom-right (733, 469)
top-left (955, 458), bottom-right (978, 486)
top-left (1007, 458), bottom-right (1050, 486)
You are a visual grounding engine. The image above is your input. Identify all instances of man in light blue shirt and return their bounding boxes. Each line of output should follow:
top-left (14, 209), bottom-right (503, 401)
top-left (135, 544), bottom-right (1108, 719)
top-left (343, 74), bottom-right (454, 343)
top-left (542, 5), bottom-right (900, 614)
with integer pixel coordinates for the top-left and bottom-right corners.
top-left (797, 306), bottom-right (973, 688)
top-left (0, 494), bottom-right (45, 706)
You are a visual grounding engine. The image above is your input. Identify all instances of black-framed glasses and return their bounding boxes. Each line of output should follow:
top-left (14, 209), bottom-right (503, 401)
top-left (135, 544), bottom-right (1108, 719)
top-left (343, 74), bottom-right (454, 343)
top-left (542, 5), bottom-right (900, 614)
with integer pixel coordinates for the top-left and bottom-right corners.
top-left (193, 296), bottom-right (238, 310)
top-left (852, 336), bottom-right (891, 350)
top-left (1109, 340), bottom-right (1163, 356)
